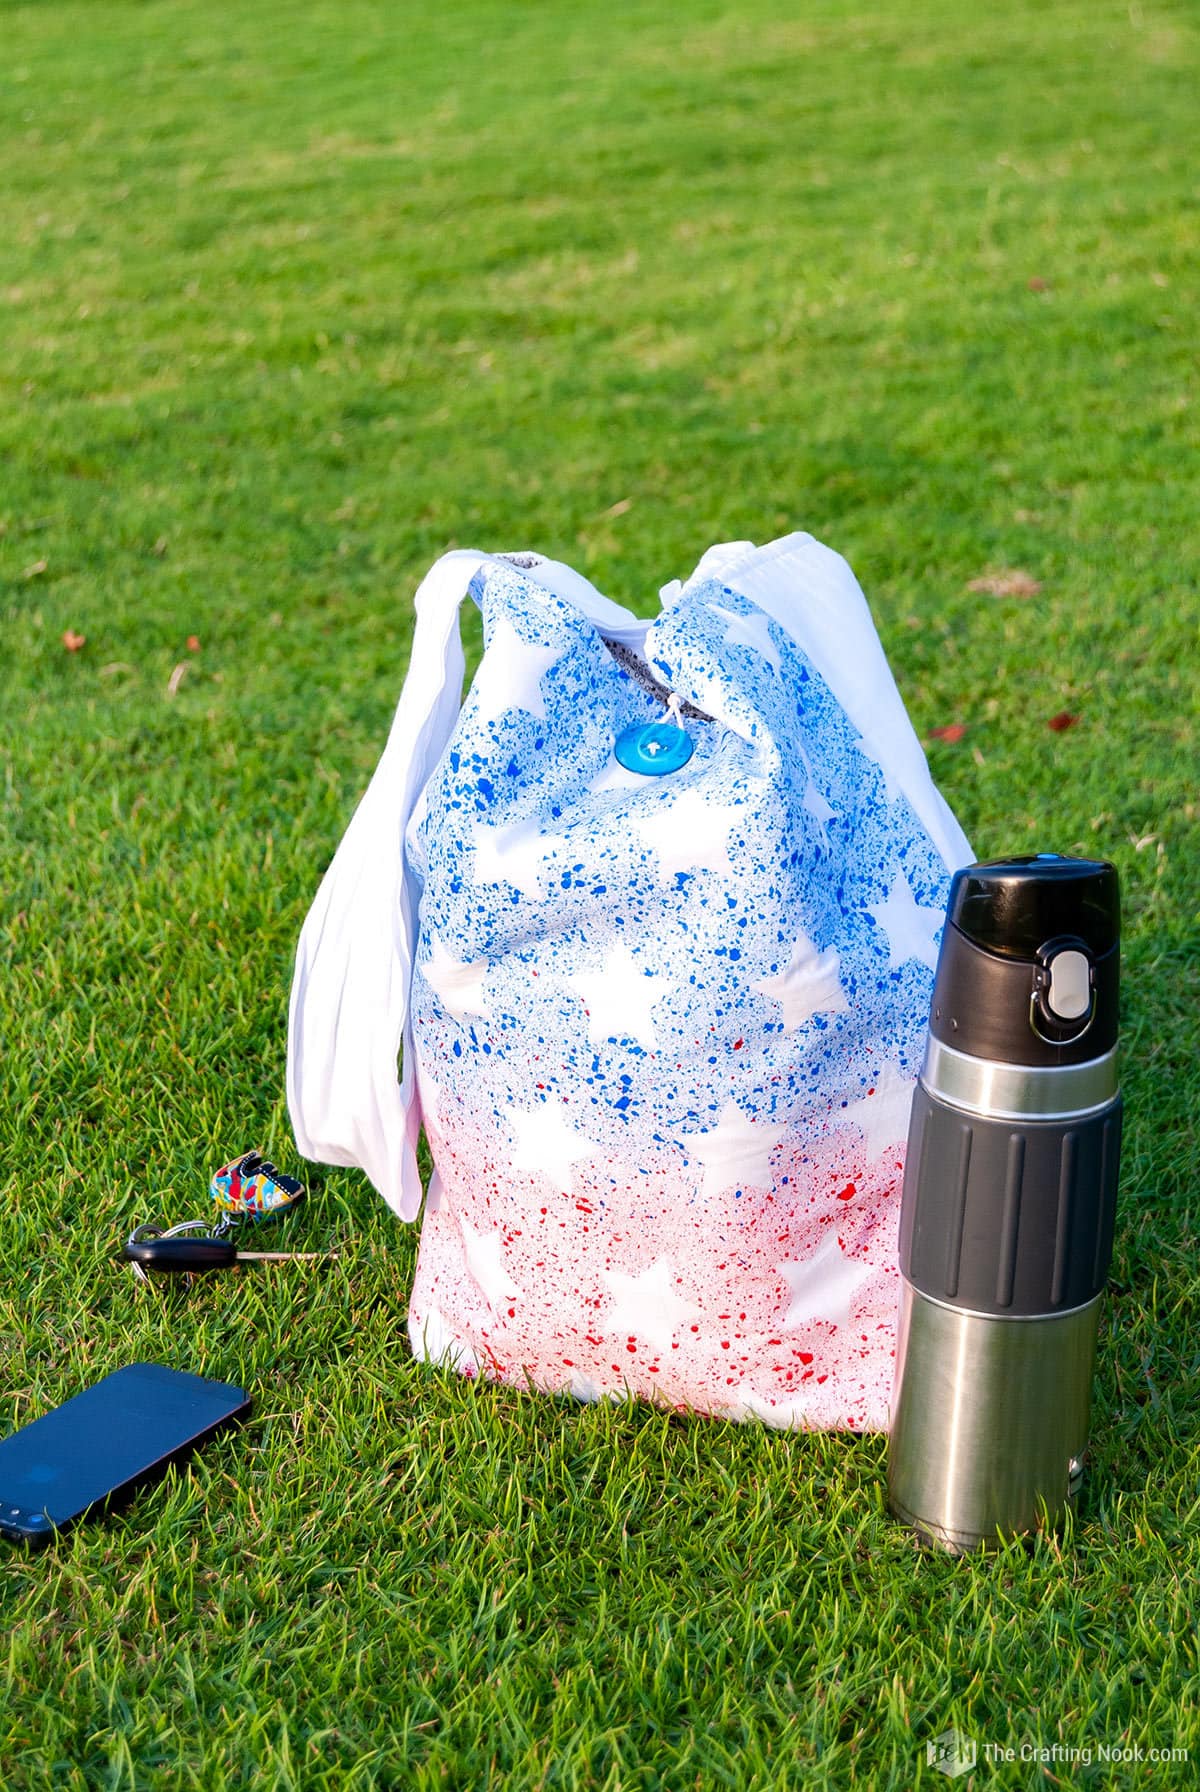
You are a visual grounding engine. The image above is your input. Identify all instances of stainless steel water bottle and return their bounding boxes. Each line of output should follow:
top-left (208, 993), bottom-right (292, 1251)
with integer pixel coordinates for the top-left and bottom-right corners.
top-left (888, 854), bottom-right (1121, 1551)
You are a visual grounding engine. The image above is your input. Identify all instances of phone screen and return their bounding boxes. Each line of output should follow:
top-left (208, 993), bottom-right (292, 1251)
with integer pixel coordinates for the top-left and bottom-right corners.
top-left (0, 1363), bottom-right (249, 1541)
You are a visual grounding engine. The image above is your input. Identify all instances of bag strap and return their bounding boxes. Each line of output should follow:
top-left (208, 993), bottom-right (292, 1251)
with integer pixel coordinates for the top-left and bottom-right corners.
top-left (286, 549), bottom-right (646, 1219)
top-left (665, 533), bottom-right (973, 874)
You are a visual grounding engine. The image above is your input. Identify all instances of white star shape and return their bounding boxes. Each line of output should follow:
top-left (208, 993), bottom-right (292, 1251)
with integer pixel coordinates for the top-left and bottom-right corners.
top-left (752, 932), bottom-right (848, 1032)
top-left (600, 1256), bottom-right (702, 1354)
top-left (566, 942), bottom-right (676, 1050)
top-left (507, 1102), bottom-right (600, 1187)
top-left (776, 1230), bottom-right (873, 1334)
top-left (854, 733), bottom-right (902, 806)
top-left (795, 744), bottom-right (838, 849)
top-left (740, 1389), bottom-right (818, 1429)
top-left (588, 753), bottom-right (657, 795)
top-left (416, 1062), bottom-right (443, 1130)
top-left (420, 933), bottom-right (493, 1021)
top-left (470, 616), bottom-right (560, 725)
top-left (683, 1099), bottom-right (788, 1197)
top-left (708, 602), bottom-right (782, 673)
top-left (459, 1220), bottom-right (525, 1311)
top-left (839, 1060), bottom-right (914, 1162)
top-left (410, 1302), bottom-right (479, 1373)
top-left (472, 818), bottom-right (564, 900)
top-left (631, 788), bottom-right (743, 883)
top-left (866, 867), bottom-right (945, 972)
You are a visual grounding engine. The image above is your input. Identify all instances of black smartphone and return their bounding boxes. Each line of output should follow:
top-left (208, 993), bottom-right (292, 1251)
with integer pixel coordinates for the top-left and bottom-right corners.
top-left (0, 1362), bottom-right (250, 1547)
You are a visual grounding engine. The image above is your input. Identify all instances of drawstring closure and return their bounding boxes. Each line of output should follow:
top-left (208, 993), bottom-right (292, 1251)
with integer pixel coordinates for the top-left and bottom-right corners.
top-left (601, 637), bottom-right (717, 724)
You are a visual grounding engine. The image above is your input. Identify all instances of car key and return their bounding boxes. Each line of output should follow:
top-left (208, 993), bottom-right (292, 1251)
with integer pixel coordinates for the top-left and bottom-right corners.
top-left (123, 1220), bottom-right (335, 1276)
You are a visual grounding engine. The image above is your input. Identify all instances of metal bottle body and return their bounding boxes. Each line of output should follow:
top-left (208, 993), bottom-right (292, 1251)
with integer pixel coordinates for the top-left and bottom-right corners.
top-left (889, 1282), bottom-right (1101, 1552)
top-left (887, 854), bottom-right (1122, 1552)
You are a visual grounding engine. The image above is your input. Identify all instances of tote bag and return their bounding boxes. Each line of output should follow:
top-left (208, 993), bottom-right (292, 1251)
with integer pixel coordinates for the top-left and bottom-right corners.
top-left (288, 534), bottom-right (971, 1429)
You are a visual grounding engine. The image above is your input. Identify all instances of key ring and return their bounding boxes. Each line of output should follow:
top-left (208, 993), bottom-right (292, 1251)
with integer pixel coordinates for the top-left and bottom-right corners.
top-left (124, 1218), bottom-right (240, 1277)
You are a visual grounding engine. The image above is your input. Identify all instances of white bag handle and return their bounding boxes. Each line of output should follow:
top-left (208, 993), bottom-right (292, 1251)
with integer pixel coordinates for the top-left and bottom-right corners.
top-left (666, 533), bottom-right (972, 874)
top-left (286, 549), bottom-right (646, 1218)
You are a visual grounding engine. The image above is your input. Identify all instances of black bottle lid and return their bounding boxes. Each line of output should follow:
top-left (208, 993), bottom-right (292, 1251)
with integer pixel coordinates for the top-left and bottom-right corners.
top-left (950, 854), bottom-right (1119, 960)
top-left (931, 855), bottom-right (1120, 1066)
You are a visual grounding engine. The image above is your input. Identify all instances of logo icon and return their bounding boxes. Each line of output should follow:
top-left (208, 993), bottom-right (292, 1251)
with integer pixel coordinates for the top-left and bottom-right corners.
top-left (927, 1729), bottom-right (977, 1778)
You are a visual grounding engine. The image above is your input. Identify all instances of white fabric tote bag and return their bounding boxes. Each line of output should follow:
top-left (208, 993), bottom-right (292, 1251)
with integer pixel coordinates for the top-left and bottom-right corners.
top-left (288, 534), bottom-right (971, 1430)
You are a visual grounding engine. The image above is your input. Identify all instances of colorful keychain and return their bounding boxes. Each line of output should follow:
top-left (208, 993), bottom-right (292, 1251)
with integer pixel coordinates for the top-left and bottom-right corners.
top-left (210, 1151), bottom-right (305, 1223)
top-left (122, 1152), bottom-right (320, 1278)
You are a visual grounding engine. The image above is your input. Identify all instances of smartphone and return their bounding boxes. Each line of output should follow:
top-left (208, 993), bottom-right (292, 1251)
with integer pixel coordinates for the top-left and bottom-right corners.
top-left (0, 1362), bottom-right (250, 1547)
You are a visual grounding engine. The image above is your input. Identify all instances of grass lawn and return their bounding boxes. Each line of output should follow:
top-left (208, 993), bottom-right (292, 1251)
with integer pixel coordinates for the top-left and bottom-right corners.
top-left (2, 0), bottom-right (1198, 1784)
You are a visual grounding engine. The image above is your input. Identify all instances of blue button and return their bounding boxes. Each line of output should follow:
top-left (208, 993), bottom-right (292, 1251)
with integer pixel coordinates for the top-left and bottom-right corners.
top-left (614, 722), bottom-right (694, 776)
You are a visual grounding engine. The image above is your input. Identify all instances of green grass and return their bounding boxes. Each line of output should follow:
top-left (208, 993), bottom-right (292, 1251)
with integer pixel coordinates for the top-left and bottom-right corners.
top-left (2, 0), bottom-right (1199, 1784)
